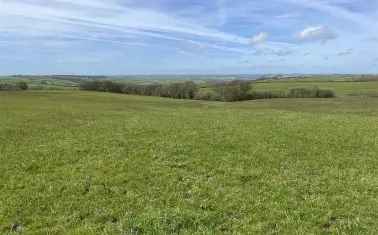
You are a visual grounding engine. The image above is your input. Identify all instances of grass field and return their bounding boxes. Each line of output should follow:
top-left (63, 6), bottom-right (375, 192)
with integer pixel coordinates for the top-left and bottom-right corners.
top-left (1, 88), bottom-right (378, 234)
top-left (254, 80), bottom-right (378, 97)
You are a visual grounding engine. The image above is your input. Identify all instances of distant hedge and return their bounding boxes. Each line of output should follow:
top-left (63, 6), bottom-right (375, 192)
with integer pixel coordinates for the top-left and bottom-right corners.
top-left (79, 80), bottom-right (335, 102)
top-left (80, 80), bottom-right (198, 100)
top-left (288, 87), bottom-right (335, 98)
top-left (0, 82), bottom-right (28, 91)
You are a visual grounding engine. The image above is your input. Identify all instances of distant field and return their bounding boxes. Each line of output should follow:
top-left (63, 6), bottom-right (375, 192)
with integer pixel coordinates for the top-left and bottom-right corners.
top-left (2, 75), bottom-right (378, 97)
top-left (254, 80), bottom-right (378, 97)
top-left (1, 89), bottom-right (377, 234)
top-left (0, 76), bottom-right (80, 90)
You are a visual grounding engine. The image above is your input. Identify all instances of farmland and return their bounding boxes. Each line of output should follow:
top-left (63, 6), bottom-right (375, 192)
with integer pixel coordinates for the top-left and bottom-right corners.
top-left (0, 78), bottom-right (378, 234)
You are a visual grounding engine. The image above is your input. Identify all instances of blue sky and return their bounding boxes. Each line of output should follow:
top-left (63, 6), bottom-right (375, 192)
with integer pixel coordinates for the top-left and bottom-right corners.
top-left (0, 0), bottom-right (377, 74)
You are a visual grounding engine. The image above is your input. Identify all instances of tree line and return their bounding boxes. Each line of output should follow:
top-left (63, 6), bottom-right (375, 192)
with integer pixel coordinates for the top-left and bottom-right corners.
top-left (79, 80), bottom-right (335, 102)
top-left (79, 80), bottom-right (198, 99)
top-left (0, 82), bottom-right (28, 91)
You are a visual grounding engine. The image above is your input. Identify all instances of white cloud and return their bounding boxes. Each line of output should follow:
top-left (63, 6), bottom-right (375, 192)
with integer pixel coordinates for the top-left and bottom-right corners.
top-left (337, 48), bottom-right (353, 56)
top-left (298, 26), bottom-right (337, 43)
top-left (287, 0), bottom-right (376, 32)
top-left (275, 13), bottom-right (300, 19)
top-left (0, 0), bottom-right (250, 45)
top-left (250, 32), bottom-right (269, 45)
top-left (0, 1), bottom-right (297, 56)
top-left (273, 49), bottom-right (293, 57)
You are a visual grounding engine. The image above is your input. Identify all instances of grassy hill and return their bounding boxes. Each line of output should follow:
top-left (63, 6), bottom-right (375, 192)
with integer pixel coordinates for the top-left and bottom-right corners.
top-left (2, 74), bottom-right (378, 96)
top-left (252, 76), bottom-right (378, 97)
top-left (1, 85), bottom-right (378, 233)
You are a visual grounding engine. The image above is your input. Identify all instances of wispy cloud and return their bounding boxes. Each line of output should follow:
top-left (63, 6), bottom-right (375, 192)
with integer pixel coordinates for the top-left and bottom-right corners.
top-left (337, 48), bottom-right (353, 56)
top-left (297, 26), bottom-right (337, 43)
top-left (275, 13), bottom-right (301, 19)
top-left (250, 32), bottom-right (269, 45)
top-left (0, 1), bottom-right (249, 45)
top-left (287, 0), bottom-right (377, 31)
top-left (0, 0), bottom-right (377, 74)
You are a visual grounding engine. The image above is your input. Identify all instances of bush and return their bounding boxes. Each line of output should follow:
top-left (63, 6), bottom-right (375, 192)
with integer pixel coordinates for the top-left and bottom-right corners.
top-left (288, 87), bottom-right (317, 98)
top-left (194, 90), bottom-right (221, 101)
top-left (80, 80), bottom-right (123, 93)
top-left (0, 83), bottom-right (15, 91)
top-left (288, 87), bottom-right (335, 98)
top-left (215, 80), bottom-right (253, 102)
top-left (166, 81), bottom-right (198, 99)
top-left (250, 91), bottom-right (287, 99)
top-left (0, 83), bottom-right (28, 91)
top-left (17, 81), bottom-right (28, 90)
top-left (316, 89), bottom-right (335, 98)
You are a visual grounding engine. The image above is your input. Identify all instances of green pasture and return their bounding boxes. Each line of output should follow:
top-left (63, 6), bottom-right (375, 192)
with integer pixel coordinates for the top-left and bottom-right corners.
top-left (0, 88), bottom-right (377, 234)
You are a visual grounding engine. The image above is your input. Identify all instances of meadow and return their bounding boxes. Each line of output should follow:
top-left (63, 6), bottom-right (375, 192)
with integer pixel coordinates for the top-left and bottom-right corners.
top-left (0, 78), bottom-right (378, 234)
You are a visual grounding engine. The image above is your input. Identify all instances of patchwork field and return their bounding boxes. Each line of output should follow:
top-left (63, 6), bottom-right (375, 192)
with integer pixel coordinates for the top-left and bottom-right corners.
top-left (254, 80), bottom-right (378, 97)
top-left (1, 89), bottom-right (378, 234)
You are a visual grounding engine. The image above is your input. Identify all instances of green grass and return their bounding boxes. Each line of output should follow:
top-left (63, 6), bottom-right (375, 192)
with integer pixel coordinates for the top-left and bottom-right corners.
top-left (254, 80), bottom-right (378, 97)
top-left (1, 90), bottom-right (378, 234)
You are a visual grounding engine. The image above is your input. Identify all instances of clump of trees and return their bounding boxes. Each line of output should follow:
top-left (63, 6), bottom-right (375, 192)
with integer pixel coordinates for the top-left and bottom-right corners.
top-left (0, 82), bottom-right (28, 91)
top-left (215, 80), bottom-right (252, 102)
top-left (17, 81), bottom-right (29, 90)
top-left (79, 80), bottom-right (335, 102)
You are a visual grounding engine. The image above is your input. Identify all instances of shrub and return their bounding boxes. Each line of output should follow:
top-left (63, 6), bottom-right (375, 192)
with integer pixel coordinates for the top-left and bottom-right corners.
top-left (0, 83), bottom-right (13, 91)
top-left (194, 90), bottom-right (221, 101)
top-left (0, 82), bottom-right (28, 91)
top-left (316, 89), bottom-right (335, 98)
top-left (250, 91), bottom-right (287, 99)
top-left (288, 87), bottom-right (317, 98)
top-left (80, 80), bottom-right (123, 93)
top-left (215, 80), bottom-right (253, 102)
top-left (17, 81), bottom-right (28, 90)
top-left (165, 81), bottom-right (199, 99)
top-left (288, 87), bottom-right (335, 98)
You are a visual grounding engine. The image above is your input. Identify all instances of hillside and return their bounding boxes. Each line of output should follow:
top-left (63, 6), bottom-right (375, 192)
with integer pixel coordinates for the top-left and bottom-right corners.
top-left (1, 90), bottom-right (377, 234)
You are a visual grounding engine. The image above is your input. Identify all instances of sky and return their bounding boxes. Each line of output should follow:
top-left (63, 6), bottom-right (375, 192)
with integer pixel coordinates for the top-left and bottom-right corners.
top-left (0, 0), bottom-right (377, 75)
